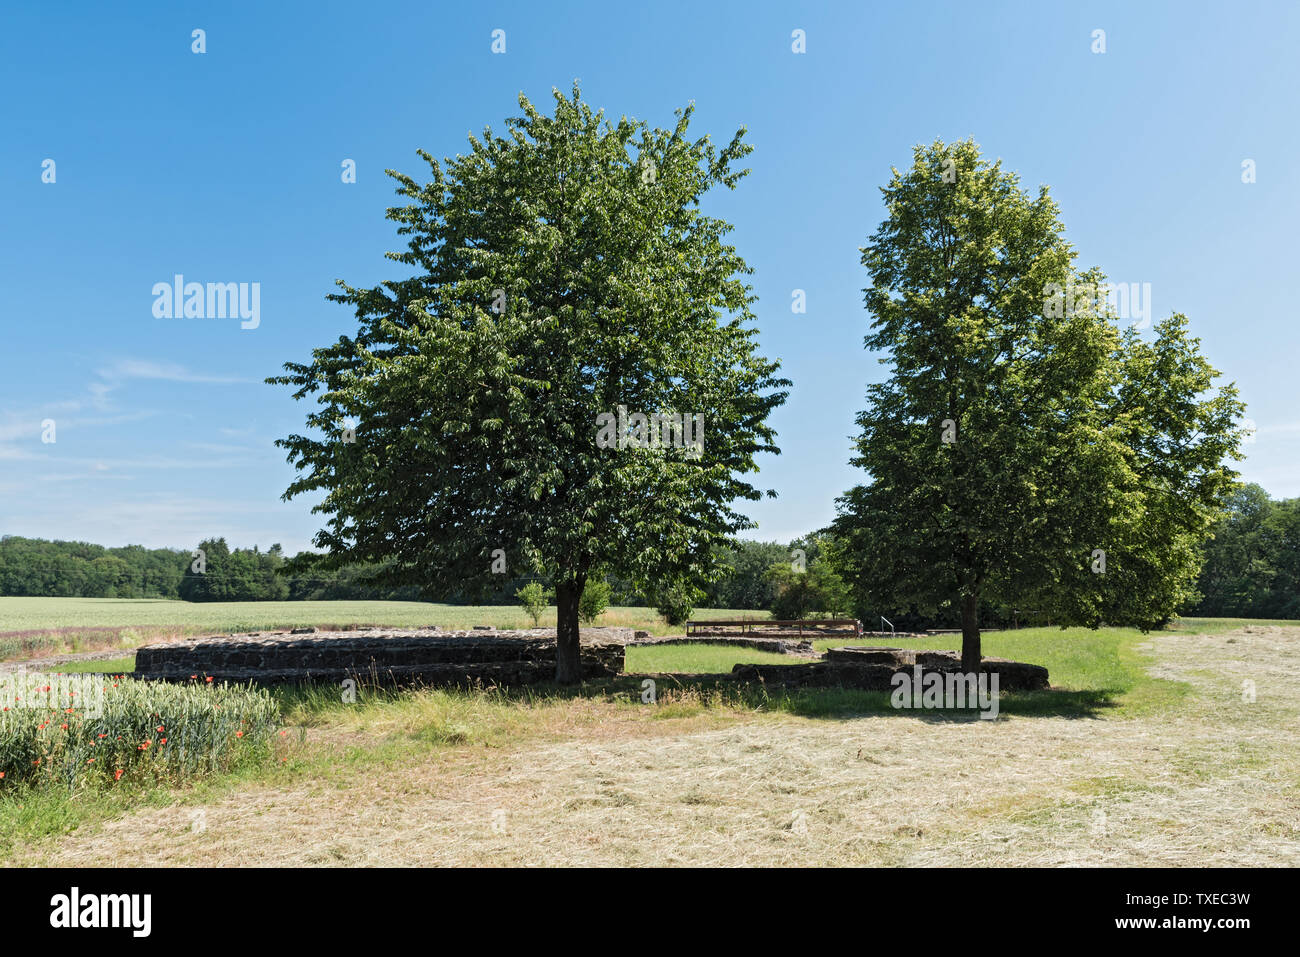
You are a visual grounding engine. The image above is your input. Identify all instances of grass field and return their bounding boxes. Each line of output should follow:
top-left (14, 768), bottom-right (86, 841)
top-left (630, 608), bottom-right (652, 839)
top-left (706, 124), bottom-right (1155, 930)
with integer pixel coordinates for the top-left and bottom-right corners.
top-left (4, 620), bottom-right (1296, 866)
top-left (0, 597), bottom-right (764, 662)
top-left (3, 604), bottom-right (1296, 866)
top-left (0, 596), bottom-right (763, 634)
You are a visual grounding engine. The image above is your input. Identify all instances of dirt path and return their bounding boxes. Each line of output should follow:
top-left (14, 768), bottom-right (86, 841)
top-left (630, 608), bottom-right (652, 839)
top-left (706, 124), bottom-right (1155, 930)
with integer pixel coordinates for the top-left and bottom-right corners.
top-left (16, 627), bottom-right (1300, 867)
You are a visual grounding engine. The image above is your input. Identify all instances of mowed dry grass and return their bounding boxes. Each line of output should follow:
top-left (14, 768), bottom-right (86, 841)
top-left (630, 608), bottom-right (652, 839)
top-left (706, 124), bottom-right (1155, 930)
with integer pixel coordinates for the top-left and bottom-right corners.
top-left (15, 626), bottom-right (1300, 867)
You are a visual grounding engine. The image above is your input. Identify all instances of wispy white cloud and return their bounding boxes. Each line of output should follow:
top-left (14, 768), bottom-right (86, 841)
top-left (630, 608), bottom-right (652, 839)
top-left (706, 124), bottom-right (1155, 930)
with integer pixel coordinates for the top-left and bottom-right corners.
top-left (1255, 421), bottom-right (1300, 436)
top-left (89, 359), bottom-right (249, 409)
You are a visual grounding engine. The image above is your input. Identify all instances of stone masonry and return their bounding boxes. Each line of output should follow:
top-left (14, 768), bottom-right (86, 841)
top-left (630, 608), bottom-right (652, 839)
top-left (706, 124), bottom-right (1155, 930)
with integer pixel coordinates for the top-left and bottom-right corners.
top-left (133, 626), bottom-right (628, 686)
top-left (733, 646), bottom-right (1050, 691)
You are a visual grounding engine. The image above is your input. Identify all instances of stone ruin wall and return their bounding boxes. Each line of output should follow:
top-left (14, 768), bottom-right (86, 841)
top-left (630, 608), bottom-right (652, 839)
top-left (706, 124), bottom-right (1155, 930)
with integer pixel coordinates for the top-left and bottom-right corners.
top-left (132, 628), bottom-right (1049, 692)
top-left (134, 626), bottom-right (629, 686)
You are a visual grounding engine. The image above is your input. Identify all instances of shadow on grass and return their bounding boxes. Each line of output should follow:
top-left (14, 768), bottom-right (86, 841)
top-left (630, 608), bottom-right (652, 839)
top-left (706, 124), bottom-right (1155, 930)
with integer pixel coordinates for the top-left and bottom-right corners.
top-left (270, 670), bottom-right (1135, 723)
top-left (605, 674), bottom-right (1131, 720)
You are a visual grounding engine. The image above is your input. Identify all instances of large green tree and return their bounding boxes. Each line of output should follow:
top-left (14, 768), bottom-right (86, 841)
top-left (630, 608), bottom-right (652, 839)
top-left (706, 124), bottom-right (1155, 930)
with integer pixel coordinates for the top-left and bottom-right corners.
top-left (833, 140), bottom-right (1244, 670)
top-left (269, 86), bottom-right (788, 681)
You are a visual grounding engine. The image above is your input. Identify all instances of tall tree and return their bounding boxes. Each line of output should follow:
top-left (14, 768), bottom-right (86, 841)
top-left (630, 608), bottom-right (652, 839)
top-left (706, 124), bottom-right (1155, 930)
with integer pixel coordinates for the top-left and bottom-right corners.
top-left (269, 86), bottom-right (788, 681)
top-left (833, 140), bottom-right (1244, 670)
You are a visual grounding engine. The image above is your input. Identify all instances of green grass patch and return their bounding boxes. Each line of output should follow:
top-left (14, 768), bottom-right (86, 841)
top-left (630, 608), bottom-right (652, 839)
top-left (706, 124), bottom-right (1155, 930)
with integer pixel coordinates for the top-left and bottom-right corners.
top-left (626, 643), bottom-right (793, 674)
top-left (630, 626), bottom-right (1192, 718)
top-left (50, 656), bottom-right (137, 675)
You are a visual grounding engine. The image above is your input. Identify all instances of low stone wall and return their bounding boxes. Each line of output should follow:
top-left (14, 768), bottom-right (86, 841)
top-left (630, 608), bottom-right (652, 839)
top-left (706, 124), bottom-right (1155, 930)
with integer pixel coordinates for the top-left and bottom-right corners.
top-left (134, 626), bottom-right (628, 686)
top-left (732, 646), bottom-right (1049, 691)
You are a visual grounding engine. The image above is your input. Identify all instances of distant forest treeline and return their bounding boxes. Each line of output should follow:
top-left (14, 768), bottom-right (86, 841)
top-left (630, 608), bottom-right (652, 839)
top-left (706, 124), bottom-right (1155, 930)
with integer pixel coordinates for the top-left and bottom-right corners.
top-left (0, 534), bottom-right (785, 608)
top-left (1, 482), bottom-right (1296, 621)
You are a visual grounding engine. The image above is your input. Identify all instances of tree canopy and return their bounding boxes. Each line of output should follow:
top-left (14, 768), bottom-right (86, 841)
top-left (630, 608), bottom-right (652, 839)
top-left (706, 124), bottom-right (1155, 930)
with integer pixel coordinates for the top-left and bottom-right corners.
top-left (832, 139), bottom-right (1245, 668)
top-left (269, 85), bottom-right (789, 680)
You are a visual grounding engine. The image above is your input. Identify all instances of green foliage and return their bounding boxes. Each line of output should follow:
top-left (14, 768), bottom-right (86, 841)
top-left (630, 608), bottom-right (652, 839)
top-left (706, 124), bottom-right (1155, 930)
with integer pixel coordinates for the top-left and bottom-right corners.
top-left (765, 558), bottom-right (851, 620)
top-left (178, 538), bottom-right (290, 603)
top-left (0, 536), bottom-right (185, 599)
top-left (702, 539), bottom-right (788, 609)
top-left (656, 583), bottom-right (700, 627)
top-left (268, 86), bottom-right (788, 678)
top-left (578, 578), bottom-right (611, 624)
top-left (833, 139), bottom-right (1244, 656)
top-left (1193, 484), bottom-right (1300, 618)
top-left (0, 536), bottom-right (428, 603)
top-left (515, 582), bottom-right (548, 627)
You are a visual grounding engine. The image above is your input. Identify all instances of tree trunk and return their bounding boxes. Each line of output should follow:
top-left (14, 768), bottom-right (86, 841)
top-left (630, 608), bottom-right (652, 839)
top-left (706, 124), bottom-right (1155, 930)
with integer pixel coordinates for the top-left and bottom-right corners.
top-left (960, 591), bottom-right (981, 672)
top-left (554, 578), bottom-right (584, 684)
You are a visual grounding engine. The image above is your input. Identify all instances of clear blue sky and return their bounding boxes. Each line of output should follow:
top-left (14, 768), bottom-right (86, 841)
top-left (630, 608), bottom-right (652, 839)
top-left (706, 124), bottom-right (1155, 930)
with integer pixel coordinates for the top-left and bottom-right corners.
top-left (2, 0), bottom-right (1296, 554)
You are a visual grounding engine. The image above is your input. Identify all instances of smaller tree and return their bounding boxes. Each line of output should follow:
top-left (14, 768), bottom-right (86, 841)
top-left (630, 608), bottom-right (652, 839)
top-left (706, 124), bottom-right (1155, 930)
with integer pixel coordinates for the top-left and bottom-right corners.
top-left (656, 584), bottom-right (700, 628)
top-left (578, 579), bottom-right (611, 624)
top-left (516, 582), bottom-right (549, 627)
top-left (766, 560), bottom-right (850, 620)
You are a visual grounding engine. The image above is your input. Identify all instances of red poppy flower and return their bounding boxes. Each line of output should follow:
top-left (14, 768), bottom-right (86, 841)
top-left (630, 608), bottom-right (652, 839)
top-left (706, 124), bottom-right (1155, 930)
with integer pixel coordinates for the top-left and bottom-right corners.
top-left (114, 769), bottom-right (124, 780)
top-left (235, 731), bottom-right (244, 738)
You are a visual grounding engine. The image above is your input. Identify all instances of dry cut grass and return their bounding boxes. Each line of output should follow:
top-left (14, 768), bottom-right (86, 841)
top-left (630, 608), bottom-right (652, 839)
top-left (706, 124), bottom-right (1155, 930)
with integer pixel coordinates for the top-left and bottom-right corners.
top-left (11, 625), bottom-right (1300, 867)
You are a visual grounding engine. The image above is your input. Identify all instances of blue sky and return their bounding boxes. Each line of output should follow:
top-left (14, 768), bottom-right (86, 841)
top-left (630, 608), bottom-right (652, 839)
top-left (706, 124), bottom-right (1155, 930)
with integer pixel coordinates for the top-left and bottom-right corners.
top-left (1, 0), bottom-right (1297, 553)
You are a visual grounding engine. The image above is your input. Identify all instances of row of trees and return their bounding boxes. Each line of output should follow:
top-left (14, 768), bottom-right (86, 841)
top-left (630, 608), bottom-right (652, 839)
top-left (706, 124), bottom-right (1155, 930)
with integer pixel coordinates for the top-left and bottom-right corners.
top-left (8, 508), bottom-right (1294, 623)
top-left (0, 94), bottom-right (1252, 678)
top-left (0, 532), bottom-right (831, 612)
top-left (264, 87), bottom-right (1252, 679)
top-left (1190, 484), bottom-right (1300, 619)
top-left (0, 536), bottom-right (413, 603)
top-left (178, 540), bottom-right (290, 602)
top-left (0, 537), bottom-right (186, 599)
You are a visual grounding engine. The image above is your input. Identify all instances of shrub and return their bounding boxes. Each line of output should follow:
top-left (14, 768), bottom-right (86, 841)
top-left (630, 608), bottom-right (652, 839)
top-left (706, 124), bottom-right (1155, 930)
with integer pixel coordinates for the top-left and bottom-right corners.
top-left (656, 585), bottom-right (699, 628)
top-left (767, 560), bottom-right (851, 620)
top-left (515, 582), bottom-right (549, 627)
top-left (578, 579), bottom-right (611, 624)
